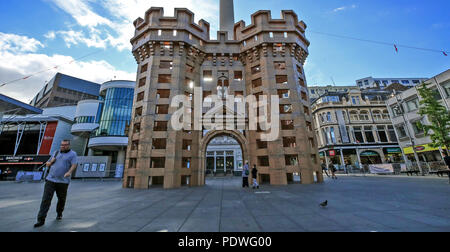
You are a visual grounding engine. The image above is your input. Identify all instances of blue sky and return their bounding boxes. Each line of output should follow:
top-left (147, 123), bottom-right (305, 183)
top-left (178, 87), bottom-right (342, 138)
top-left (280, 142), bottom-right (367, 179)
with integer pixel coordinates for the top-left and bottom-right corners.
top-left (0, 0), bottom-right (449, 102)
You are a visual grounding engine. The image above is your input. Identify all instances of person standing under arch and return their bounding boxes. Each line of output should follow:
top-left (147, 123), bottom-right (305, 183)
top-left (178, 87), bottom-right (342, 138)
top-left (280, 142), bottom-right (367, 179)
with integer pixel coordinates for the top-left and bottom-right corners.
top-left (242, 161), bottom-right (250, 188)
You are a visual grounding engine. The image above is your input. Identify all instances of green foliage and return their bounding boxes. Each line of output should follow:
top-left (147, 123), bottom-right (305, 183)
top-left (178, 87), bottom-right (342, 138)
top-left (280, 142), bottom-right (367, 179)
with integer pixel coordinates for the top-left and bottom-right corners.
top-left (417, 82), bottom-right (450, 151)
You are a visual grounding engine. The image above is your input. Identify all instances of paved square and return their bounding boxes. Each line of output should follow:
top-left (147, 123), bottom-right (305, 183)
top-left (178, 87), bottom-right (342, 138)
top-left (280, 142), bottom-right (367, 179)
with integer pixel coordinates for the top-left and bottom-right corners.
top-left (0, 176), bottom-right (449, 232)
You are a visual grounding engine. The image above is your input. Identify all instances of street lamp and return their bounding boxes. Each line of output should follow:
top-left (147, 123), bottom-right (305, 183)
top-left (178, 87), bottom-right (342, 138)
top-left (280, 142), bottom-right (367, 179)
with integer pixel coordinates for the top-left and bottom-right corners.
top-left (392, 90), bottom-right (424, 175)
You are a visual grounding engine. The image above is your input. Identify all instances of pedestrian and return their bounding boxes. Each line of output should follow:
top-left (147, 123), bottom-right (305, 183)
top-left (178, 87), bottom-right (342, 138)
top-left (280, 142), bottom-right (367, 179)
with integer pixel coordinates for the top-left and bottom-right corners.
top-left (321, 163), bottom-right (330, 178)
top-left (4, 168), bottom-right (12, 181)
top-left (442, 152), bottom-right (450, 183)
top-left (34, 140), bottom-right (78, 228)
top-left (242, 161), bottom-right (250, 188)
top-left (329, 161), bottom-right (337, 180)
top-left (252, 165), bottom-right (259, 189)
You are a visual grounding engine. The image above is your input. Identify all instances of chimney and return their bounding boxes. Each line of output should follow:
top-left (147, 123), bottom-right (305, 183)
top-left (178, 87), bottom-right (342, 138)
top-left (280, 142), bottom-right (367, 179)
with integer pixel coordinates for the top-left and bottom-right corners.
top-left (220, 0), bottom-right (235, 40)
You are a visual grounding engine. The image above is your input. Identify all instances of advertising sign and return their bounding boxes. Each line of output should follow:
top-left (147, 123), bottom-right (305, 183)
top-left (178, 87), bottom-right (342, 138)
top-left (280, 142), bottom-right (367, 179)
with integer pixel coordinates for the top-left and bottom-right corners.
top-left (369, 164), bottom-right (394, 174)
top-left (38, 122), bottom-right (58, 155)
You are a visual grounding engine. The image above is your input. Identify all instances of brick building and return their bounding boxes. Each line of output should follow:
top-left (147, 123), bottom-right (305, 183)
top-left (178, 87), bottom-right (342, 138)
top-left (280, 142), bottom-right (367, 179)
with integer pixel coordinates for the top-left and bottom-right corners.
top-left (124, 0), bottom-right (322, 189)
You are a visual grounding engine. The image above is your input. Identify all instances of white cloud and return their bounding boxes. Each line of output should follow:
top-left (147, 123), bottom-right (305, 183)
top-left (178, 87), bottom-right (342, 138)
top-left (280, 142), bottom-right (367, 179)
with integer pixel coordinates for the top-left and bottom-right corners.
top-left (0, 32), bottom-right (44, 53)
top-left (333, 4), bottom-right (357, 13)
top-left (0, 33), bottom-right (135, 103)
top-left (44, 31), bottom-right (56, 40)
top-left (47, 0), bottom-right (219, 51)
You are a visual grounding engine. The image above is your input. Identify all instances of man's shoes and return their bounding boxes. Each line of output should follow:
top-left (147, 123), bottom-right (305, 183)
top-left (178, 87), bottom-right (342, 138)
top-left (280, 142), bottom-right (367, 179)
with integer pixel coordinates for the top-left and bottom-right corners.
top-left (34, 221), bottom-right (45, 228)
top-left (56, 214), bottom-right (63, 221)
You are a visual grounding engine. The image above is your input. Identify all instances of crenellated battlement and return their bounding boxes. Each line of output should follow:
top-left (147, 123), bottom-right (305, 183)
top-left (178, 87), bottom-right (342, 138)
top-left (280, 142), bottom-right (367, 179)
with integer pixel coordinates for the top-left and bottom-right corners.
top-left (132, 7), bottom-right (211, 43)
top-left (233, 10), bottom-right (308, 44)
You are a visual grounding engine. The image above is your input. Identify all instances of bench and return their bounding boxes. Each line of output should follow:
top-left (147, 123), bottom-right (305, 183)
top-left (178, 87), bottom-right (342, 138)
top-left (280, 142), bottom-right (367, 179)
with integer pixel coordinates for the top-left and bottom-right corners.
top-left (402, 170), bottom-right (421, 176)
top-left (429, 170), bottom-right (450, 177)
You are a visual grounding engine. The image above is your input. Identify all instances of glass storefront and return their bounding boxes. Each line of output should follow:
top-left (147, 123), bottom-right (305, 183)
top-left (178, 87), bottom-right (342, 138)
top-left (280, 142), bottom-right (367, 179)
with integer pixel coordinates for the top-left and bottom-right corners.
top-left (94, 88), bottom-right (134, 137)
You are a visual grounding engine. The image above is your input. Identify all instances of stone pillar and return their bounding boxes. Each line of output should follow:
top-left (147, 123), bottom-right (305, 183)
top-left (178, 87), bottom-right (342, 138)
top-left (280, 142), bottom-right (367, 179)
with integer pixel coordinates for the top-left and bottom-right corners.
top-left (115, 149), bottom-right (126, 178)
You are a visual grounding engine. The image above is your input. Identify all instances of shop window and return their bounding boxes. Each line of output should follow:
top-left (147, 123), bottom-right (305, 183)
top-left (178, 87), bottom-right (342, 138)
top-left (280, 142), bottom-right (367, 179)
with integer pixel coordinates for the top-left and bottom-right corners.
top-left (152, 139), bottom-right (167, 150)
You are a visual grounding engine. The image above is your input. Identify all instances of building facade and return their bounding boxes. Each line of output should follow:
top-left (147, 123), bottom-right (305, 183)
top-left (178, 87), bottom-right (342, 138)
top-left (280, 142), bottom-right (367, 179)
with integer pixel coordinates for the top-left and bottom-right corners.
top-left (309, 85), bottom-right (359, 101)
top-left (386, 69), bottom-right (450, 163)
top-left (71, 80), bottom-right (135, 178)
top-left (312, 89), bottom-right (402, 168)
top-left (356, 77), bottom-right (428, 90)
top-left (0, 106), bottom-right (77, 177)
top-left (124, 4), bottom-right (322, 189)
top-left (30, 73), bottom-right (100, 109)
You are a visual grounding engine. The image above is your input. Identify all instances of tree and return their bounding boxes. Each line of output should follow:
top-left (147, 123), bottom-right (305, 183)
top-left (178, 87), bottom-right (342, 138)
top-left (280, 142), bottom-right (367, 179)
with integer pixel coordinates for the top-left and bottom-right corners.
top-left (417, 82), bottom-right (450, 154)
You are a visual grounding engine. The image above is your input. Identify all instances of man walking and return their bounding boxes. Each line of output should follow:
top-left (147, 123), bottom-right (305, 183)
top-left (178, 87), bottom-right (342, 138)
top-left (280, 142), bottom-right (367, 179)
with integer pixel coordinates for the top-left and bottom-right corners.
top-left (252, 165), bottom-right (259, 189)
top-left (34, 140), bottom-right (77, 228)
top-left (329, 161), bottom-right (337, 180)
top-left (242, 161), bottom-right (250, 188)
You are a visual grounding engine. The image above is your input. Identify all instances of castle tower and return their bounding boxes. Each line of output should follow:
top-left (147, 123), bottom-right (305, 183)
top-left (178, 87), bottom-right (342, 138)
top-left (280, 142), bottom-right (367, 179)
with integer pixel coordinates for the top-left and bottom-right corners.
top-left (125, 7), bottom-right (323, 189)
top-left (220, 0), bottom-right (235, 40)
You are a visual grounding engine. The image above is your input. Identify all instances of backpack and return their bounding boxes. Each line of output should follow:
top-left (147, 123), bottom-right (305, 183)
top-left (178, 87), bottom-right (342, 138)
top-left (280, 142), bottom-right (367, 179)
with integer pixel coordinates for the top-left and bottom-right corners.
top-left (245, 169), bottom-right (249, 176)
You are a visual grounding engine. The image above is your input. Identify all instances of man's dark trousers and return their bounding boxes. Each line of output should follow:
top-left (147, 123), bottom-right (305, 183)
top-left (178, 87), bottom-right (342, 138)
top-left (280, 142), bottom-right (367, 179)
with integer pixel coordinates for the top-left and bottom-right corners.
top-left (37, 180), bottom-right (69, 222)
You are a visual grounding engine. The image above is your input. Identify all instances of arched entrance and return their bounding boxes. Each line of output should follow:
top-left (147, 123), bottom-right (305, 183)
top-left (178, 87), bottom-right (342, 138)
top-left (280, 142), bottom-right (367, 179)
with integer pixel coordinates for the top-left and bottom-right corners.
top-left (198, 130), bottom-right (249, 186)
top-left (360, 150), bottom-right (382, 165)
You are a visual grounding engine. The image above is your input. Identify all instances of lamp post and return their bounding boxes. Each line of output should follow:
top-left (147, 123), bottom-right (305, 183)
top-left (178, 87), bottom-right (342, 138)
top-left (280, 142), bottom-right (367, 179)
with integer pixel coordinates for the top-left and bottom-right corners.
top-left (392, 90), bottom-right (424, 175)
